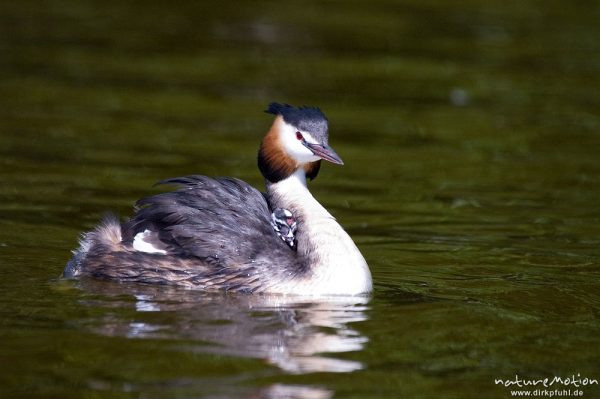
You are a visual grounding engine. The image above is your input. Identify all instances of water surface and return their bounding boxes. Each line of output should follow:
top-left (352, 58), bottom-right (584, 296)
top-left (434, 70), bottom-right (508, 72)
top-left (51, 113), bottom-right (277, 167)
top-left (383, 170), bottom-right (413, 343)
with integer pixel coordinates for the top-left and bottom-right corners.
top-left (1, 1), bottom-right (600, 398)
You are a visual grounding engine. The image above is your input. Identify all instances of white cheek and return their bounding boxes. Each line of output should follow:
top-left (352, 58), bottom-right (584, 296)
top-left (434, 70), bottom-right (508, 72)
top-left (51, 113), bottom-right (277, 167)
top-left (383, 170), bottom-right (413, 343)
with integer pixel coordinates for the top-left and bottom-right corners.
top-left (279, 124), bottom-right (320, 163)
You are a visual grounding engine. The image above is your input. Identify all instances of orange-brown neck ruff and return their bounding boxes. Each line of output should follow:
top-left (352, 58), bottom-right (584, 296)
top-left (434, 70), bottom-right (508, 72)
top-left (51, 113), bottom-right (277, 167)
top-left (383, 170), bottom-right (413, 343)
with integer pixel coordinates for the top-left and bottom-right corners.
top-left (258, 116), bottom-right (322, 183)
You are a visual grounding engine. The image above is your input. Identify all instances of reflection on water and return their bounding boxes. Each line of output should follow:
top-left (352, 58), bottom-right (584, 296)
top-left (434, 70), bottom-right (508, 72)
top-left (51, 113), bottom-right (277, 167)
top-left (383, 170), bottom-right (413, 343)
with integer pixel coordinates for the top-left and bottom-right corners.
top-left (77, 280), bottom-right (369, 377)
top-left (88, 380), bottom-right (333, 399)
top-left (259, 384), bottom-right (333, 399)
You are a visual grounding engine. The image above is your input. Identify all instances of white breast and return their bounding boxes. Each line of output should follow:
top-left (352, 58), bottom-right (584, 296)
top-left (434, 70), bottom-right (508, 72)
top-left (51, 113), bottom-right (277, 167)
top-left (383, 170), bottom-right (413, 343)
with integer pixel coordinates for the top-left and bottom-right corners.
top-left (267, 170), bottom-right (373, 296)
top-left (300, 217), bottom-right (372, 295)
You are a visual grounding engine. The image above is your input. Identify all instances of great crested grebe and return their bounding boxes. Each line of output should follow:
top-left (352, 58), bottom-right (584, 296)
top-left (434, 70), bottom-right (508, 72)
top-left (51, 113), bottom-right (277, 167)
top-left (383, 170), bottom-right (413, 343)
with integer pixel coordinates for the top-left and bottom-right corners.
top-left (64, 103), bottom-right (372, 296)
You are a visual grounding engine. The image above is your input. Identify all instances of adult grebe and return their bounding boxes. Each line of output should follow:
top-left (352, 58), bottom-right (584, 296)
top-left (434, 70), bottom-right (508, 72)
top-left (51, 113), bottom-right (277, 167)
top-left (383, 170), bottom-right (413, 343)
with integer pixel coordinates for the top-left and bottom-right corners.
top-left (64, 103), bottom-right (372, 296)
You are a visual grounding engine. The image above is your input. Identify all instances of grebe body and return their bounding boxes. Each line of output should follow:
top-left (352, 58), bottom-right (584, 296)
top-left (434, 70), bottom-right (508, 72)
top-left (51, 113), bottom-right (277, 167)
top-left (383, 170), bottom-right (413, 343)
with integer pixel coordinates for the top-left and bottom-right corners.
top-left (65, 104), bottom-right (372, 296)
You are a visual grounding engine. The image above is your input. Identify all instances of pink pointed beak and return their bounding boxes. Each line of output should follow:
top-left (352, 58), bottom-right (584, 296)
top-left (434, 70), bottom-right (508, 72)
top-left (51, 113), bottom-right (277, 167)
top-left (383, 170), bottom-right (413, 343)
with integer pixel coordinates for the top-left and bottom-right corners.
top-left (304, 142), bottom-right (344, 165)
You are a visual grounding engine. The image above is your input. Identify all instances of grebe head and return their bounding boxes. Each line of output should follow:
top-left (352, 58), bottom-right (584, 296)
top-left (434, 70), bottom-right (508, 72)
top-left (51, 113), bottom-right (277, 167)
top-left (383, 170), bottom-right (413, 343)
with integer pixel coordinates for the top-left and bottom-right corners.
top-left (258, 103), bottom-right (344, 183)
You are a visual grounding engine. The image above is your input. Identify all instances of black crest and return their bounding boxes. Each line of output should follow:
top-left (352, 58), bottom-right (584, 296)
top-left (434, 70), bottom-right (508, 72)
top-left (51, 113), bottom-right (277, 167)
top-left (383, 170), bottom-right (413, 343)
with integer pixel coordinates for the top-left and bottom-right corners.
top-left (266, 103), bottom-right (329, 143)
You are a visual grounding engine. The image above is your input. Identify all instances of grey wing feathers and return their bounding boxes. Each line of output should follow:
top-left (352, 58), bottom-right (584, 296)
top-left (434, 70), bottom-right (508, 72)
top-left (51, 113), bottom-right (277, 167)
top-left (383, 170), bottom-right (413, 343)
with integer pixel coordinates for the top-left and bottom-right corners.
top-left (121, 176), bottom-right (292, 268)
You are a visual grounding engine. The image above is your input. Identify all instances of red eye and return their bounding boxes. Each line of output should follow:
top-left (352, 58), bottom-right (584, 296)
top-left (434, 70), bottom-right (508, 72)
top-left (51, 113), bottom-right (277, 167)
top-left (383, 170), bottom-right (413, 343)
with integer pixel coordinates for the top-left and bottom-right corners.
top-left (296, 131), bottom-right (304, 141)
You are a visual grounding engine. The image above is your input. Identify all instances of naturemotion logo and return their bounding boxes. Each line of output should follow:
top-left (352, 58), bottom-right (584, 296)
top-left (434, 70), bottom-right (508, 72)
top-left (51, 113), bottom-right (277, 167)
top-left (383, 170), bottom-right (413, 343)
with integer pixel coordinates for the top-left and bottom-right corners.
top-left (495, 374), bottom-right (598, 397)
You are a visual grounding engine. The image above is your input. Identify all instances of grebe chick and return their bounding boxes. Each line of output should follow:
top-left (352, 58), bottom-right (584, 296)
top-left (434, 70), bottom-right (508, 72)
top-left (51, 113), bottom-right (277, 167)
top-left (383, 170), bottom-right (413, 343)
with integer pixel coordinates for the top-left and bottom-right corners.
top-left (64, 103), bottom-right (372, 296)
top-left (271, 208), bottom-right (298, 248)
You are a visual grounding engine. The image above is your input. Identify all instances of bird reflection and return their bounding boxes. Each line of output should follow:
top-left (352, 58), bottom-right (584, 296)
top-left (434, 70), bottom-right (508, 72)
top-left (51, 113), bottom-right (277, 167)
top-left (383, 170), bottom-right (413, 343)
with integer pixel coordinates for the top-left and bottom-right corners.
top-left (75, 280), bottom-right (370, 376)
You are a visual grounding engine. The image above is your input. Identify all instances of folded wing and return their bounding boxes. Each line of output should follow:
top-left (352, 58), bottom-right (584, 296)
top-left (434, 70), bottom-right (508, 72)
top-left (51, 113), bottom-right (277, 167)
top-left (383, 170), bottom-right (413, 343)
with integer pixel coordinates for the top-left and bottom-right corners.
top-left (121, 176), bottom-right (294, 268)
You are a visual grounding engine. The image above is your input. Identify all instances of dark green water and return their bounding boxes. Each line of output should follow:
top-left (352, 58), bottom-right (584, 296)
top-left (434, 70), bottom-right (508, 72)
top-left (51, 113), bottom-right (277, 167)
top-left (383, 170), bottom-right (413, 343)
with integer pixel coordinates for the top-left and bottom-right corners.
top-left (1, 1), bottom-right (600, 398)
